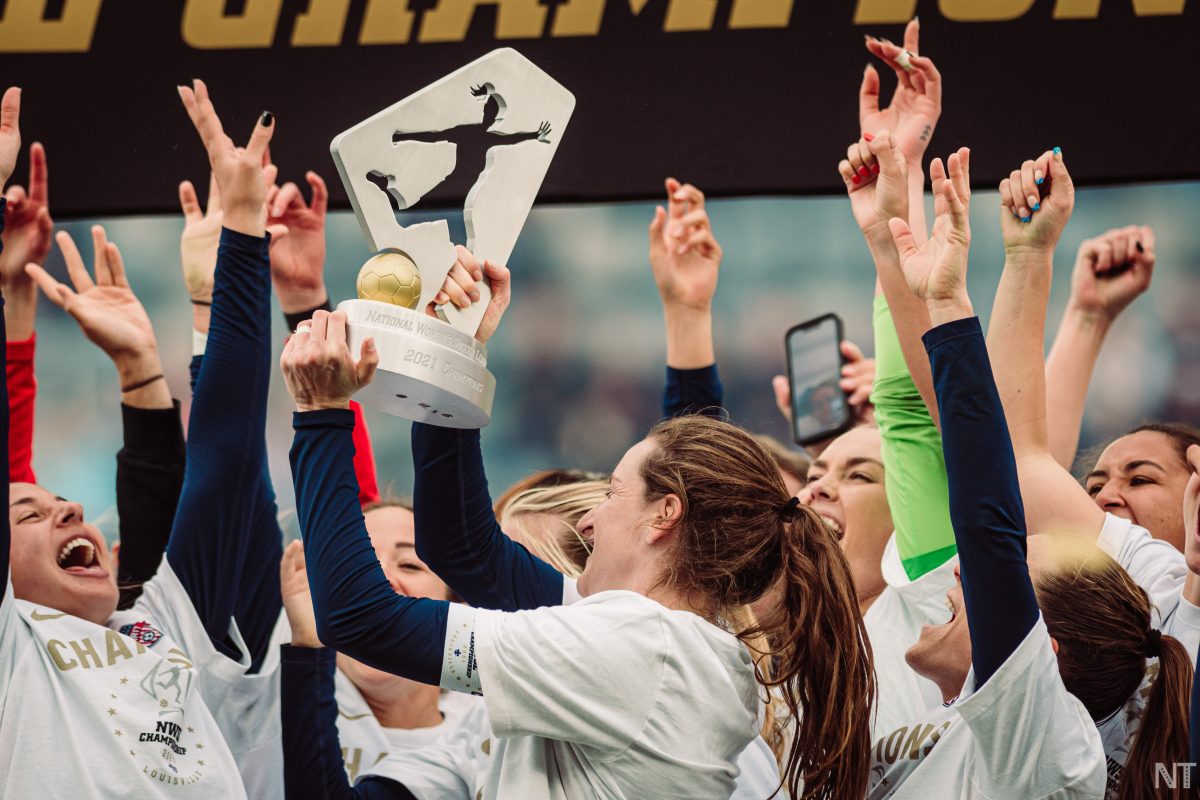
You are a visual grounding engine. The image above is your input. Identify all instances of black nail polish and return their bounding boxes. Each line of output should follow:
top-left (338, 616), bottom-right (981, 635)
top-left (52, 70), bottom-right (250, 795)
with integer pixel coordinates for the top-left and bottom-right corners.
top-left (261, 110), bottom-right (274, 127)
top-left (1136, 241), bottom-right (1145, 253)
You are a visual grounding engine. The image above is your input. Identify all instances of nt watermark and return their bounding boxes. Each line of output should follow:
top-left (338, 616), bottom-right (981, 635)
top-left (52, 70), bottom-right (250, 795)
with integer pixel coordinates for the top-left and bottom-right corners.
top-left (1155, 762), bottom-right (1196, 789)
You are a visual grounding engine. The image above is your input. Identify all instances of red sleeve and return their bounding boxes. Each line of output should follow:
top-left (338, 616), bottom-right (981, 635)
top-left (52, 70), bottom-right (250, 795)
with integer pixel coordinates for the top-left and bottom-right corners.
top-left (350, 400), bottom-right (380, 507)
top-left (7, 333), bottom-right (36, 484)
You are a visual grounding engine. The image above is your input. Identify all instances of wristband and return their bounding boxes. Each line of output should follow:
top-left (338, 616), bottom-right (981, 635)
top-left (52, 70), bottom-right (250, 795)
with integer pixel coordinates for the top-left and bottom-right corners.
top-left (121, 374), bottom-right (165, 393)
top-left (192, 329), bottom-right (209, 357)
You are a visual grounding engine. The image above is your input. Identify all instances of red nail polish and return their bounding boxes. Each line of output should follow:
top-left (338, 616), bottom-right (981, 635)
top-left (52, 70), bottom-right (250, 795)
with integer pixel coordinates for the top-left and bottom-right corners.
top-left (858, 167), bottom-right (870, 178)
top-left (871, 164), bottom-right (880, 174)
top-left (852, 174), bottom-right (862, 185)
top-left (863, 133), bottom-right (875, 142)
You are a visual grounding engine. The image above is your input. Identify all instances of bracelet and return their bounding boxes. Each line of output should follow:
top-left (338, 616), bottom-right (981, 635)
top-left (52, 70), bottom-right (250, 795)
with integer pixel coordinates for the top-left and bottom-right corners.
top-left (191, 299), bottom-right (213, 307)
top-left (121, 374), bottom-right (165, 393)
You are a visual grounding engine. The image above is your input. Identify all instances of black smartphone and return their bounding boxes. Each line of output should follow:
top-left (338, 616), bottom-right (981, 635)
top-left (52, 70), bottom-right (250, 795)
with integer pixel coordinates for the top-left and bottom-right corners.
top-left (785, 313), bottom-right (853, 446)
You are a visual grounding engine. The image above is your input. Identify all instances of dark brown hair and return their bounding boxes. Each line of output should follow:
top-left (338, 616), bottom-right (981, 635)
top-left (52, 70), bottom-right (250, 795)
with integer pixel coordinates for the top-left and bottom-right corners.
top-left (640, 416), bottom-right (873, 800)
top-left (1033, 541), bottom-right (1193, 800)
top-left (1078, 421), bottom-right (1200, 478)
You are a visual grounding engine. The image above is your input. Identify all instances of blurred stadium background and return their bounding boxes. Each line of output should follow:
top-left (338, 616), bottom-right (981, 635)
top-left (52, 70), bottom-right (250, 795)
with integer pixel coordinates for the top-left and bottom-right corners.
top-left (31, 181), bottom-right (1200, 539)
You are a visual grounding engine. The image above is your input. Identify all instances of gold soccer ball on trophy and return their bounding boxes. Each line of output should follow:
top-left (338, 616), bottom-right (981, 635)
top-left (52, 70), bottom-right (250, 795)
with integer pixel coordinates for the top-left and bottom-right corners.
top-left (357, 252), bottom-right (422, 309)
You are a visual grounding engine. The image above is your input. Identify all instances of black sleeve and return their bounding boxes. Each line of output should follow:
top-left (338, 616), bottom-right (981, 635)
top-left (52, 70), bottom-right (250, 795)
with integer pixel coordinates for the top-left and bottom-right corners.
top-left (661, 364), bottom-right (725, 419)
top-left (115, 401), bottom-right (186, 610)
top-left (280, 645), bottom-right (418, 800)
top-left (924, 316), bottom-right (1039, 687)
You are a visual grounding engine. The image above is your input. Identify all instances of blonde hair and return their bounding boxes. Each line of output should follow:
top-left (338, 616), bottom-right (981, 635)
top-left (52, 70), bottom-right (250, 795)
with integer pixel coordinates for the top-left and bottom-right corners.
top-left (496, 481), bottom-right (605, 577)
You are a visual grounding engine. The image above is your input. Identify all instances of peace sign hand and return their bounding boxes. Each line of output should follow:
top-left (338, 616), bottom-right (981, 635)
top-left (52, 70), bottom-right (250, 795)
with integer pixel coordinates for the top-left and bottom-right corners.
top-left (177, 79), bottom-right (274, 237)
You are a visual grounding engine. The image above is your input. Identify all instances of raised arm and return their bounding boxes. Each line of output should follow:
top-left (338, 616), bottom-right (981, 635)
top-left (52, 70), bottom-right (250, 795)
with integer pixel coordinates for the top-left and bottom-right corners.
top-left (412, 255), bottom-right (565, 610)
top-left (648, 178), bottom-right (725, 418)
top-left (2, 140), bottom-right (51, 484)
top-left (0, 86), bottom-right (19, 604)
top-left (985, 149), bottom-right (1108, 542)
top-left (838, 131), bottom-right (958, 577)
top-left (266, 168), bottom-right (380, 506)
top-left (1044, 226), bottom-right (1155, 468)
top-left (889, 151), bottom-right (1039, 685)
top-left (24, 225), bottom-right (180, 609)
top-left (160, 81), bottom-right (283, 660)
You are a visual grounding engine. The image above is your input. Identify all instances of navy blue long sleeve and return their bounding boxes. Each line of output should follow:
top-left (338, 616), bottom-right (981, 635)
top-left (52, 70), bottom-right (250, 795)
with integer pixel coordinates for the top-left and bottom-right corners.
top-left (661, 364), bottom-right (725, 420)
top-left (166, 229), bottom-right (282, 663)
top-left (923, 316), bottom-right (1039, 687)
top-left (0, 199), bottom-right (11, 604)
top-left (280, 645), bottom-right (417, 800)
top-left (1192, 640), bottom-right (1200, 764)
top-left (292, 410), bottom-right (448, 681)
top-left (411, 423), bottom-right (563, 611)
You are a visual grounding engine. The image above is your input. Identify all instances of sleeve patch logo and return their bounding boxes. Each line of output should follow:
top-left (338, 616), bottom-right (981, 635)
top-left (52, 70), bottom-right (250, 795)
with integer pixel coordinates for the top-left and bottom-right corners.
top-left (119, 621), bottom-right (164, 647)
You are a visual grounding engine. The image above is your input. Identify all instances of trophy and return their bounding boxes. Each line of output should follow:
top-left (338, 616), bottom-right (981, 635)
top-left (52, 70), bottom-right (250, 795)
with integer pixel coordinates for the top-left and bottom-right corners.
top-left (330, 48), bottom-right (575, 428)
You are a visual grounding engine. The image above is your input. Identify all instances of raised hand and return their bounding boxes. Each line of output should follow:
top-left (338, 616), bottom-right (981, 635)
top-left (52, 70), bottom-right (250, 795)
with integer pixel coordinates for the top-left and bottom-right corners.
top-left (280, 309), bottom-right (379, 411)
top-left (1, 142), bottom-right (52, 284)
top-left (26, 228), bottom-right (165, 391)
top-left (861, 20), bottom-right (942, 166)
top-left (772, 341), bottom-right (876, 427)
top-left (280, 540), bottom-right (321, 648)
top-left (0, 87), bottom-right (19, 191)
top-left (266, 170), bottom-right (329, 313)
top-left (427, 247), bottom-right (511, 344)
top-left (889, 148), bottom-right (972, 321)
top-left (648, 178), bottom-right (722, 313)
top-left (537, 122), bottom-right (552, 143)
top-left (837, 130), bottom-right (908, 236)
top-left (179, 172), bottom-right (223, 305)
top-left (177, 79), bottom-right (274, 237)
top-left (1067, 225), bottom-right (1154, 322)
top-left (998, 147), bottom-right (1074, 255)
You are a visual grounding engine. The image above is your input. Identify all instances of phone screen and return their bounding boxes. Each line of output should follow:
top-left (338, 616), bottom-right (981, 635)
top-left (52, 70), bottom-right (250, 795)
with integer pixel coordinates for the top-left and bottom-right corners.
top-left (787, 315), bottom-right (850, 445)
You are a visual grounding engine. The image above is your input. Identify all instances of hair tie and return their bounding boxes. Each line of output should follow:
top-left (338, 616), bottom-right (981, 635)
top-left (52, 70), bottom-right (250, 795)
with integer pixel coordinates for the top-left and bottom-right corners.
top-left (1144, 629), bottom-right (1163, 658)
top-left (776, 496), bottom-right (801, 520)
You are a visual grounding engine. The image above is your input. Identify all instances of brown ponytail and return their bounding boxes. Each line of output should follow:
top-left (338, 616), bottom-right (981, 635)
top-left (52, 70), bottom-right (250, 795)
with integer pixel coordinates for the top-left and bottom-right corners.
top-left (641, 416), bottom-right (874, 800)
top-left (1033, 539), bottom-right (1193, 800)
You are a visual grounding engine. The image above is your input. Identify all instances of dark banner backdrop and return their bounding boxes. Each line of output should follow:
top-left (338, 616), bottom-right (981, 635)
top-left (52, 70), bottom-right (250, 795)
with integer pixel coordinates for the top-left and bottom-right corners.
top-left (4, 0), bottom-right (1198, 217)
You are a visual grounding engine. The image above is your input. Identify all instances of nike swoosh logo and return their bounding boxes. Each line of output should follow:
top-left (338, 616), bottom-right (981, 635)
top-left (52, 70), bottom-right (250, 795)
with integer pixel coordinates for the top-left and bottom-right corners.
top-left (29, 609), bottom-right (66, 621)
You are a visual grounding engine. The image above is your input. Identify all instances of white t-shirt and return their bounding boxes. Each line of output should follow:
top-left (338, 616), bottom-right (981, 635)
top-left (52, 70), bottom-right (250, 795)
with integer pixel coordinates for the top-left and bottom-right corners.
top-left (0, 560), bottom-right (249, 798)
top-left (448, 588), bottom-right (760, 800)
top-left (1095, 513), bottom-right (1187, 627)
top-left (864, 535), bottom-right (957, 738)
top-left (228, 609), bottom-right (485, 798)
top-left (867, 615), bottom-right (1106, 799)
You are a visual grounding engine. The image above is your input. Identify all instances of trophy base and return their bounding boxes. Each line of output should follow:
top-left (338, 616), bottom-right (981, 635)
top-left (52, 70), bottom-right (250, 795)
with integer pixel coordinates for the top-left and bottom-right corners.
top-left (338, 299), bottom-right (496, 428)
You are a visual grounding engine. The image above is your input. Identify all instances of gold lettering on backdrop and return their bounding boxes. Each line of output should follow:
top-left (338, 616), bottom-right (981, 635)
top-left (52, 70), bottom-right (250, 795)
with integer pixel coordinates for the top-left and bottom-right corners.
top-left (70, 637), bottom-right (104, 669)
top-left (1053, 0), bottom-right (1185, 16)
top-left (0, 0), bottom-right (102, 53)
top-left (182, 0), bottom-right (285, 49)
top-left (418, 0), bottom-right (546, 42)
top-left (939, 0), bottom-right (1036, 21)
top-left (852, 0), bottom-right (917, 24)
top-left (292, 0), bottom-right (416, 46)
top-left (729, 0), bottom-right (794, 28)
top-left (47, 640), bottom-right (79, 671)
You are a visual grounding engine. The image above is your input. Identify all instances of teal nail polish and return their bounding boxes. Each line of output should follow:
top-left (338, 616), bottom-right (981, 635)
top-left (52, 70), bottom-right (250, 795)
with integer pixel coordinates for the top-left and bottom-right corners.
top-left (1035, 177), bottom-right (1044, 185)
top-left (1020, 217), bottom-right (1031, 223)
top-left (1053, 146), bottom-right (1062, 155)
top-left (1032, 203), bottom-right (1040, 211)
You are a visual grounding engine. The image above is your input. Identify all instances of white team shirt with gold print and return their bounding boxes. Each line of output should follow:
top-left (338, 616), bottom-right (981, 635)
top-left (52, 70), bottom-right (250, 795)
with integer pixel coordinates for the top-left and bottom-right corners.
top-left (0, 558), bottom-right (248, 798)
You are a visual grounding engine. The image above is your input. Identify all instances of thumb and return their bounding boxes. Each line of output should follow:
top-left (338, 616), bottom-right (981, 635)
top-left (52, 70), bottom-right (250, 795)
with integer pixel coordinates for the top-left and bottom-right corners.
top-left (356, 338), bottom-right (379, 387)
top-left (868, 130), bottom-right (900, 178)
top-left (888, 217), bottom-right (918, 262)
top-left (24, 263), bottom-right (73, 309)
top-left (772, 374), bottom-right (791, 412)
top-left (859, 64), bottom-right (880, 124)
top-left (267, 223), bottom-right (290, 241)
top-left (1049, 146), bottom-right (1074, 201)
top-left (840, 340), bottom-right (865, 363)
